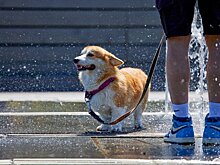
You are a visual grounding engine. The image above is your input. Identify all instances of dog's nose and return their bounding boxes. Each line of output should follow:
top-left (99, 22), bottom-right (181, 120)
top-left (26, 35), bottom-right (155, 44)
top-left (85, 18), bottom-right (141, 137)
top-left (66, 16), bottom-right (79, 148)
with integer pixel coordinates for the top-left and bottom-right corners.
top-left (73, 58), bottom-right (79, 64)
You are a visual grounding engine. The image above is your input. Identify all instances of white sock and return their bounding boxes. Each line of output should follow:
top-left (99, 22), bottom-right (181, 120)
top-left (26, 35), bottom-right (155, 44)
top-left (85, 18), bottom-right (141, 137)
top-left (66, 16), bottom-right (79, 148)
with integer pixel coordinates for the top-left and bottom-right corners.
top-left (172, 103), bottom-right (189, 118)
top-left (209, 102), bottom-right (220, 118)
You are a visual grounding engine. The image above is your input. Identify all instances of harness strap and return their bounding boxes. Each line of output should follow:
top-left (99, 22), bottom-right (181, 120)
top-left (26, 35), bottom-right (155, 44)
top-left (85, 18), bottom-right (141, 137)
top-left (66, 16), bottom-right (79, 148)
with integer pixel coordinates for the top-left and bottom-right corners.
top-left (87, 34), bottom-right (165, 125)
top-left (85, 77), bottom-right (115, 101)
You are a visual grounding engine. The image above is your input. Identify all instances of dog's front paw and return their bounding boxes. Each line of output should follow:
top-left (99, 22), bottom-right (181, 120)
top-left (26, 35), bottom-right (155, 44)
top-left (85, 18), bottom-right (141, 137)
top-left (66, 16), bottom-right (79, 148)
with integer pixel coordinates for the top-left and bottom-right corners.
top-left (96, 124), bottom-right (111, 132)
top-left (111, 124), bottom-right (122, 132)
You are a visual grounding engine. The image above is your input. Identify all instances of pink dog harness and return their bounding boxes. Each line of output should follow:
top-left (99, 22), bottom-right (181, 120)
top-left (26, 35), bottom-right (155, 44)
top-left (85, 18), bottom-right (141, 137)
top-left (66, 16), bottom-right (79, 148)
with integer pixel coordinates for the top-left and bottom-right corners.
top-left (85, 77), bottom-right (115, 101)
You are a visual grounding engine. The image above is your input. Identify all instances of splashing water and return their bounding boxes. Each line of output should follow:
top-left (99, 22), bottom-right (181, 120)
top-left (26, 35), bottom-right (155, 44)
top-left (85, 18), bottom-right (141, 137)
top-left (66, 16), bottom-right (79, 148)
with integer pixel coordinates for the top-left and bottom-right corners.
top-left (189, 8), bottom-right (208, 94)
top-left (189, 7), bottom-right (208, 134)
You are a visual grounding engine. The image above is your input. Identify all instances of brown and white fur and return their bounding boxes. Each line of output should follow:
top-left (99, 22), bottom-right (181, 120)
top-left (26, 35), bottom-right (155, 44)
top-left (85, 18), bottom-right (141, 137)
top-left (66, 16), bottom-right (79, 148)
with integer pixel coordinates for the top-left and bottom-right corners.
top-left (74, 46), bottom-right (150, 132)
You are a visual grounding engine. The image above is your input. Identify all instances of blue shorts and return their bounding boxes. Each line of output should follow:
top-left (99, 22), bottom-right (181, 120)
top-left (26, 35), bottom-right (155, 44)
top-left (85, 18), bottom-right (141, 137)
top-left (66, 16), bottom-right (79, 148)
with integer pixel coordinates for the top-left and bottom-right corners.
top-left (156, 0), bottom-right (220, 38)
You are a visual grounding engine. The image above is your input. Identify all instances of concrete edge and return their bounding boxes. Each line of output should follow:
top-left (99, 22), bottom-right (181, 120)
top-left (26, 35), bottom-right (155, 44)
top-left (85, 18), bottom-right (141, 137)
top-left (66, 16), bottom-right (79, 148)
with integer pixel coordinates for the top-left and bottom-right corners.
top-left (5, 133), bottom-right (166, 138)
top-left (0, 91), bottom-right (208, 102)
top-left (0, 158), bottom-right (218, 165)
top-left (5, 132), bottom-right (201, 138)
top-left (0, 111), bottom-right (170, 116)
top-left (0, 111), bottom-right (204, 116)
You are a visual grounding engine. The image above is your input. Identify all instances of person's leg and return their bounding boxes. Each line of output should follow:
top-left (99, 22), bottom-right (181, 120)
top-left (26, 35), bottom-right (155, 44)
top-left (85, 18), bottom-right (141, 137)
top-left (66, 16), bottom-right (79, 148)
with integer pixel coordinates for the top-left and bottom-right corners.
top-left (164, 36), bottom-right (194, 144)
top-left (166, 36), bottom-right (191, 117)
top-left (206, 35), bottom-right (220, 106)
top-left (206, 35), bottom-right (220, 118)
top-left (157, 0), bottom-right (195, 117)
top-left (156, 0), bottom-right (196, 144)
top-left (203, 35), bottom-right (220, 145)
top-left (198, 0), bottom-right (220, 145)
top-left (198, 0), bottom-right (220, 109)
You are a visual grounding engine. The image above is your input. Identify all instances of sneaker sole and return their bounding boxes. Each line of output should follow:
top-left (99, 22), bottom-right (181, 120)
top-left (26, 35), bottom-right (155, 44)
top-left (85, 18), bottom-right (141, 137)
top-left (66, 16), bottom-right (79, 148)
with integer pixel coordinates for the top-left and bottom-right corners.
top-left (164, 137), bottom-right (195, 144)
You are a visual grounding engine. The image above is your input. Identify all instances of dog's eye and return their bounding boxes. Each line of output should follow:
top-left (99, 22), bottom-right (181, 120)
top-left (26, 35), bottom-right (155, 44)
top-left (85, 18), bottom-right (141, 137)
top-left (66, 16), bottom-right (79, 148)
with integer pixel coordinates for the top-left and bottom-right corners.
top-left (87, 53), bottom-right (94, 57)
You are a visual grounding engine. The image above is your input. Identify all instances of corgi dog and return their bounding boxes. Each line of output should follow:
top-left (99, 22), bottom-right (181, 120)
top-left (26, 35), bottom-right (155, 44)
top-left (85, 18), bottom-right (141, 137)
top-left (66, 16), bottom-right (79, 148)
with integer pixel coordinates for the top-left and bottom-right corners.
top-left (73, 46), bottom-right (149, 132)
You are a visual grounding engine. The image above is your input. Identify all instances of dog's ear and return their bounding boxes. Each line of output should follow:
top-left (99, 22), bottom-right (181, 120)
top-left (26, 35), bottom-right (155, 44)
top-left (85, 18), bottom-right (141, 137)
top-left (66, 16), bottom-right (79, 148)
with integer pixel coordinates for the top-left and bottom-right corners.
top-left (109, 55), bottom-right (124, 66)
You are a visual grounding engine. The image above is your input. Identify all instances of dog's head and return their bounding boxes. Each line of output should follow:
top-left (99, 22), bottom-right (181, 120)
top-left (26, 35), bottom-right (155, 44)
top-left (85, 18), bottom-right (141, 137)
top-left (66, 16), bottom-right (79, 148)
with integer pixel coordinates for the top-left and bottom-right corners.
top-left (73, 46), bottom-right (124, 73)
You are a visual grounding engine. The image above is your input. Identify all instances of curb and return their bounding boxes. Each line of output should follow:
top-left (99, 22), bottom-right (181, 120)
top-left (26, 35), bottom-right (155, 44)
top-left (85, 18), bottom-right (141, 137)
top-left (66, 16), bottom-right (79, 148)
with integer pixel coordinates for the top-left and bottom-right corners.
top-left (0, 92), bottom-right (208, 102)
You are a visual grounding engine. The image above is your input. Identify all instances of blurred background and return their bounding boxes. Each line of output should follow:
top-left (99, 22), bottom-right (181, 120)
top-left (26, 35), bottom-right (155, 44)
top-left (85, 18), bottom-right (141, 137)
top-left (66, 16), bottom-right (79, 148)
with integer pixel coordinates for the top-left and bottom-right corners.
top-left (0, 0), bottom-right (165, 92)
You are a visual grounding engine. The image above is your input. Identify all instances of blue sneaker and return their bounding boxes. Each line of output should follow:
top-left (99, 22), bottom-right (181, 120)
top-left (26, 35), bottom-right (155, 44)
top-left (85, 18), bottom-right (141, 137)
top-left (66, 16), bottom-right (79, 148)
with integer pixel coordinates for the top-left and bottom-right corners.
top-left (164, 115), bottom-right (195, 144)
top-left (203, 114), bottom-right (220, 145)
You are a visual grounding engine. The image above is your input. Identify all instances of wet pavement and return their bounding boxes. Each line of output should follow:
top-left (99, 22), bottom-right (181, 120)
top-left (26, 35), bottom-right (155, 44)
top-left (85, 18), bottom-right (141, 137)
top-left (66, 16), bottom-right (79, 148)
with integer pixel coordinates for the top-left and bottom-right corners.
top-left (0, 92), bottom-right (219, 164)
top-left (0, 113), bottom-right (220, 164)
top-left (0, 133), bottom-right (220, 164)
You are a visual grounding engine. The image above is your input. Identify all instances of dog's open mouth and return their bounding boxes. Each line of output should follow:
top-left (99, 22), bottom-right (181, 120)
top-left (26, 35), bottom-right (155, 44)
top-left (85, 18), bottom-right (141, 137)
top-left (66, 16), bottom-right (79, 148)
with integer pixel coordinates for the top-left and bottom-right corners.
top-left (76, 64), bottom-right (96, 71)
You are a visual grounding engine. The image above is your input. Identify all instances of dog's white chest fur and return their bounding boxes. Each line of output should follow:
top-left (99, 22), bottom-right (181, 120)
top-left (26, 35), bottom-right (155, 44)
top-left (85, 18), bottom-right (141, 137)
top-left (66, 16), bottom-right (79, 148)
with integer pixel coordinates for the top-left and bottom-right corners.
top-left (87, 86), bottom-right (115, 112)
